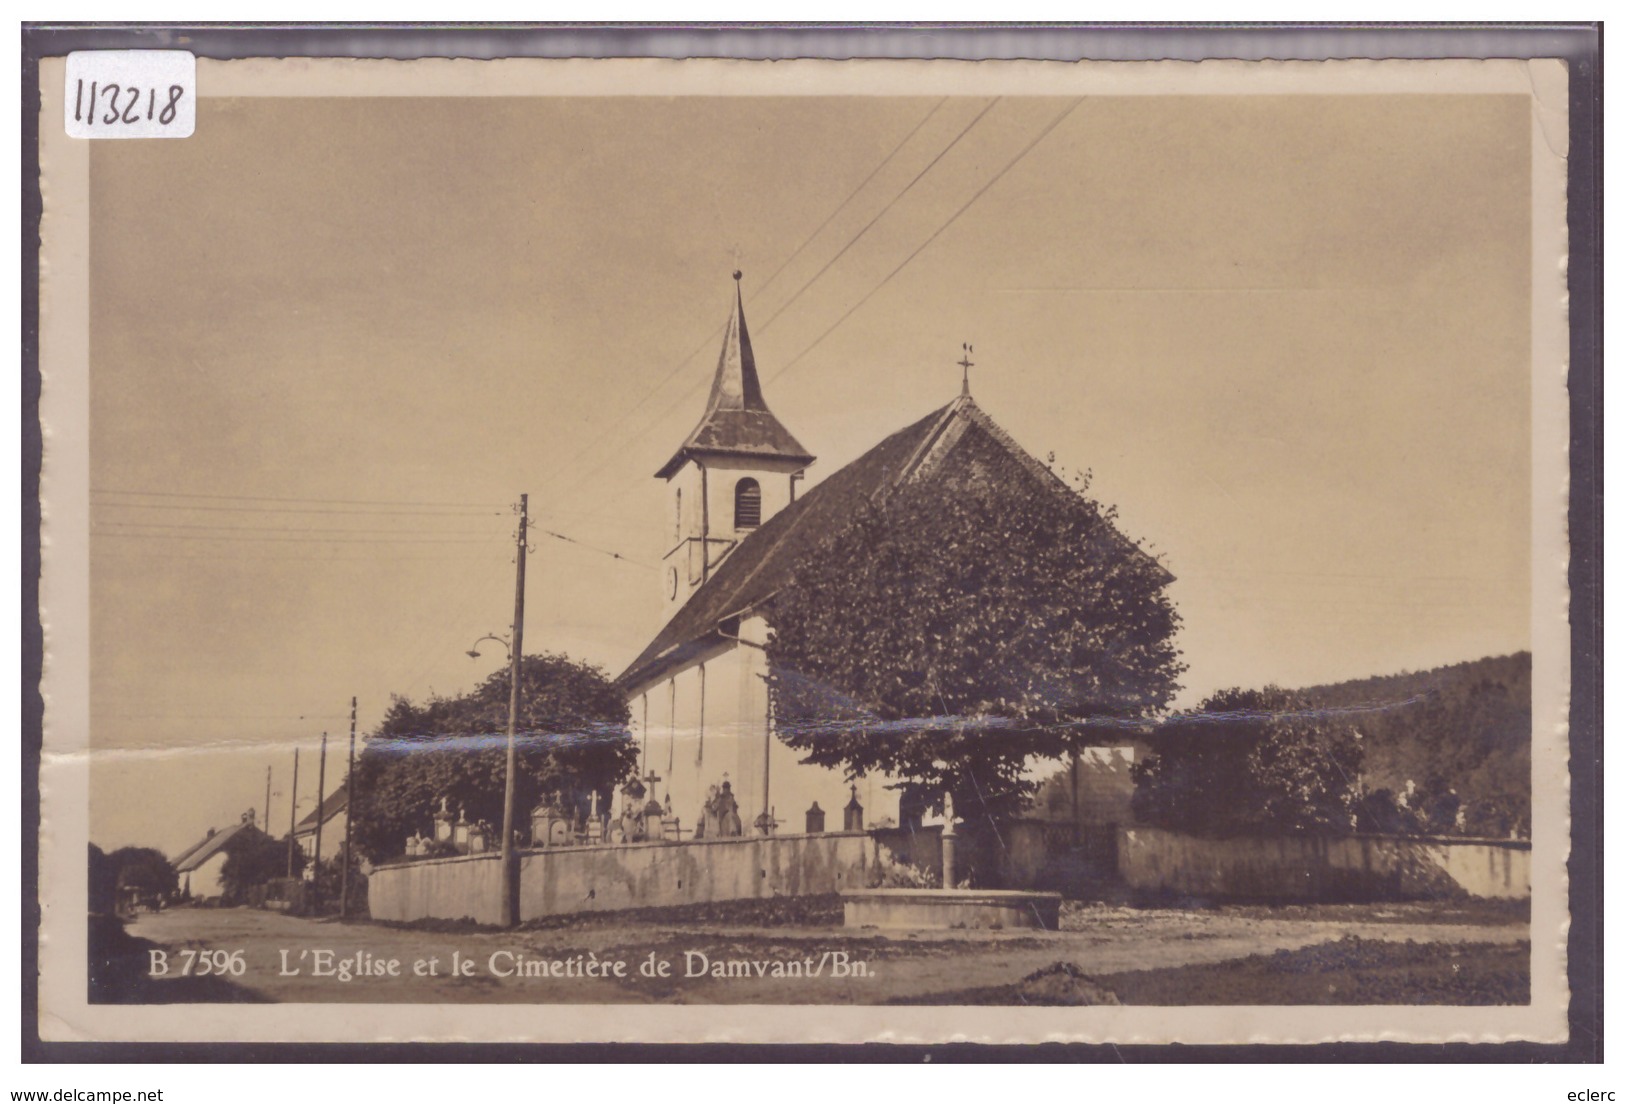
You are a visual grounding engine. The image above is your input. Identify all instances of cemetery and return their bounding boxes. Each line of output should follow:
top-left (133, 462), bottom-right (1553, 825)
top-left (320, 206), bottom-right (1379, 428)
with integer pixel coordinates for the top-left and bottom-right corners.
top-left (368, 772), bottom-right (1529, 929)
top-left (370, 781), bottom-right (1062, 928)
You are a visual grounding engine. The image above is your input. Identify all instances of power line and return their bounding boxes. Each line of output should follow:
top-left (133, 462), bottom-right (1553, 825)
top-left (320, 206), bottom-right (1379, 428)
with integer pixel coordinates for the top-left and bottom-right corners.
top-left (534, 97), bottom-right (951, 503)
top-left (545, 102), bottom-right (989, 514)
top-left (380, 555), bottom-right (514, 705)
top-left (92, 502), bottom-right (504, 517)
top-left (93, 521), bottom-right (502, 537)
top-left (92, 488), bottom-right (509, 509)
top-left (94, 520), bottom-right (650, 567)
top-left (538, 528), bottom-right (653, 569)
top-left (554, 100), bottom-right (1078, 520)
top-left (756, 97), bottom-right (1000, 334)
top-left (758, 98), bottom-right (949, 300)
top-left (102, 713), bottom-right (349, 720)
top-left (91, 551), bottom-right (512, 563)
top-left (93, 531), bottom-right (498, 545)
top-left (766, 98), bottom-right (1085, 387)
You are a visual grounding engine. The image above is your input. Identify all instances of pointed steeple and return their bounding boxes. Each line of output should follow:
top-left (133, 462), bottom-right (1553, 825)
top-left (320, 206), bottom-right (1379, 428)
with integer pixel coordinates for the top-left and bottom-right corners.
top-left (704, 271), bottom-right (767, 414)
top-left (655, 274), bottom-right (816, 479)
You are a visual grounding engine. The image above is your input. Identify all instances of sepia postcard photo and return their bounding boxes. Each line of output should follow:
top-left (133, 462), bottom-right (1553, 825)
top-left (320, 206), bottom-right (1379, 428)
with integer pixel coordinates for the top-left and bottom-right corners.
top-left (33, 52), bottom-right (1574, 1047)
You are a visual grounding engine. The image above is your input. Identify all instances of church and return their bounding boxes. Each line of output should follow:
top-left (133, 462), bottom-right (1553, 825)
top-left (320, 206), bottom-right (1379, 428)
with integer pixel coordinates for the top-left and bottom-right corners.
top-left (616, 275), bottom-right (1164, 838)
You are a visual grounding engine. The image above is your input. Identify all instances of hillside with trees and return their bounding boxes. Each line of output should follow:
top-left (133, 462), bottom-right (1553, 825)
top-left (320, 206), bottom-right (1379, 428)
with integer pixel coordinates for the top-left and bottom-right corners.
top-left (1300, 652), bottom-right (1531, 838)
top-left (1131, 653), bottom-right (1530, 840)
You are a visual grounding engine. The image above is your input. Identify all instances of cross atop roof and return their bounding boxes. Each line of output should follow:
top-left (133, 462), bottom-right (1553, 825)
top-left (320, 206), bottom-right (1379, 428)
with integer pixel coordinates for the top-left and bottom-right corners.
top-left (958, 343), bottom-right (975, 396)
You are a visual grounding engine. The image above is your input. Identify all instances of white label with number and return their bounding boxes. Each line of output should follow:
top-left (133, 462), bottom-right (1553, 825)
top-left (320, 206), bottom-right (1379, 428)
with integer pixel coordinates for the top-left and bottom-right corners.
top-left (65, 50), bottom-right (195, 139)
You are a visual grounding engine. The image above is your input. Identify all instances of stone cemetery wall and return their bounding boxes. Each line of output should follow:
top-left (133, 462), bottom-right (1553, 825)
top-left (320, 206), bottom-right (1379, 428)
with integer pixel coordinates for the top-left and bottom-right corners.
top-left (869, 824), bottom-right (942, 876)
top-left (993, 820), bottom-right (1077, 887)
top-left (1117, 826), bottom-right (1531, 901)
top-left (518, 830), bottom-right (879, 917)
top-left (367, 849), bottom-right (507, 925)
top-left (369, 819), bottom-right (1146, 923)
top-left (859, 823), bottom-right (1072, 890)
top-left (369, 830), bottom-right (926, 924)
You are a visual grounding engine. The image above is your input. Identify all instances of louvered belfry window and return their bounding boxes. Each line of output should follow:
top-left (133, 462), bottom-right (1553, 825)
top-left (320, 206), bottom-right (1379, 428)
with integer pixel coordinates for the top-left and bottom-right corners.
top-left (734, 478), bottom-right (762, 529)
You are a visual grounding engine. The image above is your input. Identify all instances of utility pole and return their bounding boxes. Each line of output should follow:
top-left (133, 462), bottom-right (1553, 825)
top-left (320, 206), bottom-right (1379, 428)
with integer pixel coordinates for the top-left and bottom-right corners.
top-left (312, 732), bottom-right (328, 915)
top-left (755, 666), bottom-right (774, 837)
top-left (1070, 749), bottom-right (1081, 839)
top-left (757, 718), bottom-right (772, 835)
top-left (340, 696), bottom-right (357, 921)
top-left (499, 493), bottom-right (529, 928)
top-left (263, 766), bottom-right (272, 834)
top-left (285, 748), bottom-right (299, 878)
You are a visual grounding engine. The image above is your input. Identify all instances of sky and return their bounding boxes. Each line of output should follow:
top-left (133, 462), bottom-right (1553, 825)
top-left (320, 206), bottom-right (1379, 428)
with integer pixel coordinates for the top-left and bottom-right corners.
top-left (83, 91), bottom-right (1533, 856)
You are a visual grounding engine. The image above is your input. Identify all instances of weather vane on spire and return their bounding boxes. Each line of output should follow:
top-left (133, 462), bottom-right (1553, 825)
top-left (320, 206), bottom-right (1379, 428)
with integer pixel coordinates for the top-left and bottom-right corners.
top-left (958, 342), bottom-right (975, 396)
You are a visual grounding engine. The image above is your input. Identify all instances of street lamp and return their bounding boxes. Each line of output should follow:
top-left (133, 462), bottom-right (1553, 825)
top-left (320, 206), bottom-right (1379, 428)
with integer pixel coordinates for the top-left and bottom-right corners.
top-left (466, 634), bottom-right (512, 661)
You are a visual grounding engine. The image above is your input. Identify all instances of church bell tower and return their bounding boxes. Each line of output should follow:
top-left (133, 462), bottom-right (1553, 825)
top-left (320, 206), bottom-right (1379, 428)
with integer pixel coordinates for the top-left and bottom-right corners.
top-left (654, 273), bottom-right (815, 615)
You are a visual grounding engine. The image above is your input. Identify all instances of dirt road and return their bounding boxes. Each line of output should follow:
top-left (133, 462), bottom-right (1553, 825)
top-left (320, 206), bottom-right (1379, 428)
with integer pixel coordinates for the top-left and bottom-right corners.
top-left (119, 899), bottom-right (1526, 1005)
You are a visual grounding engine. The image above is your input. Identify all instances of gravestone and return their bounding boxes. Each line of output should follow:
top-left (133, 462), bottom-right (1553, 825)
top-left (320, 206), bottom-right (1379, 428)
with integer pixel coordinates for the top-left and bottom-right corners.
top-left (644, 794), bottom-right (668, 842)
top-left (585, 790), bottom-right (604, 844)
top-left (844, 786), bottom-right (864, 832)
top-left (715, 781), bottom-right (743, 837)
top-left (530, 794), bottom-right (573, 848)
top-left (618, 777), bottom-right (649, 843)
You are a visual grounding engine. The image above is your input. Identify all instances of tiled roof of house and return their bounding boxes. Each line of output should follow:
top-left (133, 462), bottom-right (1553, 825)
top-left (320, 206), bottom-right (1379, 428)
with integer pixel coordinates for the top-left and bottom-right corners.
top-left (294, 781), bottom-right (349, 835)
top-left (172, 818), bottom-right (259, 873)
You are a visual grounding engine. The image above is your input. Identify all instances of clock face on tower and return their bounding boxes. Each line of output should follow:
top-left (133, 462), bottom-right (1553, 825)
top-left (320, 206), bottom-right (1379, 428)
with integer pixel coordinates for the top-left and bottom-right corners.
top-left (667, 565), bottom-right (679, 600)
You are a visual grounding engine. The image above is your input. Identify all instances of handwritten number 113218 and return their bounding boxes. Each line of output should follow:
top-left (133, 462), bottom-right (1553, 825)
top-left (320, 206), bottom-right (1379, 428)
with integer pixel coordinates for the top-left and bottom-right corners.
top-left (74, 79), bottom-right (186, 128)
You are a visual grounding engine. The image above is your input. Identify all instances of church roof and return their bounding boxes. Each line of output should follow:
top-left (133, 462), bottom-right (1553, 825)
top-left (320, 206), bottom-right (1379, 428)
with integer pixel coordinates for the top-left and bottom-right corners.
top-left (654, 277), bottom-right (816, 479)
top-left (619, 394), bottom-right (1172, 691)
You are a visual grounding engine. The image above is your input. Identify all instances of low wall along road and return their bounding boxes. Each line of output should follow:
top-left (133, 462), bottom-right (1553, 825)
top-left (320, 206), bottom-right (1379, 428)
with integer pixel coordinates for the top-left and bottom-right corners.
top-left (1117, 826), bottom-right (1531, 901)
top-left (368, 822), bottom-right (1530, 924)
top-left (370, 831), bottom-right (923, 925)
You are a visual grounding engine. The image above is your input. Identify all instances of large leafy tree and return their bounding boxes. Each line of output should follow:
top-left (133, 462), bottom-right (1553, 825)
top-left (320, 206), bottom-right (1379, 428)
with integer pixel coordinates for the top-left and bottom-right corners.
top-left (1131, 686), bottom-right (1364, 836)
top-left (349, 653), bottom-right (637, 861)
top-left (219, 833), bottom-right (300, 901)
top-left (89, 844), bottom-right (179, 912)
top-left (766, 436), bottom-right (1183, 823)
top-left (107, 845), bottom-right (178, 899)
top-left (88, 845), bottom-right (113, 914)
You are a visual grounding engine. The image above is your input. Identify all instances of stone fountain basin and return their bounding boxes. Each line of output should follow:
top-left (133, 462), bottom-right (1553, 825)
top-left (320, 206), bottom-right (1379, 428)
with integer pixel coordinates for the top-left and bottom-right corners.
top-left (841, 888), bottom-right (1063, 931)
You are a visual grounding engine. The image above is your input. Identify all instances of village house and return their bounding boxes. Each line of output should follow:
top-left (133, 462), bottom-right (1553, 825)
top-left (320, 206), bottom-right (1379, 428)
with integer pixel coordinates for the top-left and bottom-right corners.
top-left (171, 810), bottom-right (264, 902)
top-left (292, 781), bottom-right (348, 861)
top-left (616, 276), bottom-right (1159, 838)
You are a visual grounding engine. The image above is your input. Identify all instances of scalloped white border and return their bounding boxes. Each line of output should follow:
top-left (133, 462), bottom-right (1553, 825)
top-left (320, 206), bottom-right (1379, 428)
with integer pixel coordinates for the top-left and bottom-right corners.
top-left (36, 54), bottom-right (1571, 1046)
